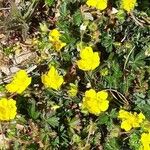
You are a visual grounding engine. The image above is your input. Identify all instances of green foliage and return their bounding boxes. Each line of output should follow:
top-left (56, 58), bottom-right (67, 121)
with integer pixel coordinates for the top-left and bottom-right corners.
top-left (45, 0), bottom-right (54, 6)
top-left (101, 33), bottom-right (114, 53)
top-left (129, 132), bottom-right (141, 150)
top-left (134, 93), bottom-right (150, 119)
top-left (104, 138), bottom-right (120, 150)
top-left (73, 10), bottom-right (83, 26)
top-left (28, 100), bottom-right (40, 120)
top-left (0, 0), bottom-right (150, 149)
top-left (46, 116), bottom-right (59, 128)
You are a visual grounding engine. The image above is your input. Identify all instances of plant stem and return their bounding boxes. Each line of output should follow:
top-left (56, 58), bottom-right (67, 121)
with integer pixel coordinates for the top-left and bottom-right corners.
top-left (23, 0), bottom-right (40, 22)
top-left (123, 46), bottom-right (135, 71)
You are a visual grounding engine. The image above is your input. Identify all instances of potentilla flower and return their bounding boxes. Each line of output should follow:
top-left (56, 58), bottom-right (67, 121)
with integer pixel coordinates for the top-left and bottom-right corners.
top-left (118, 110), bottom-right (145, 131)
top-left (49, 29), bottom-right (66, 52)
top-left (51, 39), bottom-right (66, 52)
top-left (82, 89), bottom-right (109, 115)
top-left (140, 131), bottom-right (150, 150)
top-left (121, 0), bottom-right (137, 12)
top-left (41, 66), bottom-right (64, 90)
top-left (86, 0), bottom-right (107, 10)
top-left (6, 70), bottom-right (31, 94)
top-left (77, 47), bottom-right (100, 71)
top-left (49, 29), bottom-right (61, 40)
top-left (0, 98), bottom-right (17, 121)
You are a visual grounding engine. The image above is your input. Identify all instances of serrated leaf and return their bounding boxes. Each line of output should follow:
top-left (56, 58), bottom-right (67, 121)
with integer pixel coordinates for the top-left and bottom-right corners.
top-left (129, 132), bottom-right (141, 150)
top-left (28, 101), bottom-right (40, 120)
top-left (73, 11), bottom-right (82, 26)
top-left (47, 117), bottom-right (59, 128)
top-left (98, 113), bottom-right (109, 125)
top-left (104, 138), bottom-right (120, 150)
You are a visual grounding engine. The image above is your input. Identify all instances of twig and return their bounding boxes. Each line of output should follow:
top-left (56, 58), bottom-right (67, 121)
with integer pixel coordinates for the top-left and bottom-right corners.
top-left (8, 93), bottom-right (17, 99)
top-left (123, 46), bottom-right (135, 70)
top-left (105, 88), bottom-right (129, 105)
top-left (141, 16), bottom-right (150, 25)
top-left (130, 12), bottom-right (144, 27)
top-left (109, 90), bottom-right (124, 105)
top-left (27, 65), bottom-right (37, 74)
top-left (0, 7), bottom-right (10, 11)
top-left (121, 29), bottom-right (128, 43)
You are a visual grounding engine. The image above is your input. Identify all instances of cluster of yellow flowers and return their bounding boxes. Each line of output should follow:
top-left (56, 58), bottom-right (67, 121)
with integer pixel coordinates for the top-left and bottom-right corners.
top-left (41, 46), bottom-right (101, 91)
top-left (6, 70), bottom-right (31, 94)
top-left (77, 47), bottom-right (100, 71)
top-left (49, 29), bottom-right (66, 52)
top-left (86, 0), bottom-right (137, 12)
top-left (0, 70), bottom-right (32, 121)
top-left (82, 89), bottom-right (109, 115)
top-left (0, 98), bottom-right (17, 121)
top-left (41, 66), bottom-right (64, 90)
top-left (140, 131), bottom-right (150, 150)
top-left (118, 109), bottom-right (145, 131)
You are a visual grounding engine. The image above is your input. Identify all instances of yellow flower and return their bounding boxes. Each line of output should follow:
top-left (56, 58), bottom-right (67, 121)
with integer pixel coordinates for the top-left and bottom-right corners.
top-left (86, 0), bottom-right (107, 10)
top-left (0, 98), bottom-right (17, 121)
top-left (49, 29), bottom-right (61, 40)
top-left (118, 110), bottom-right (145, 131)
top-left (77, 47), bottom-right (100, 71)
top-left (41, 66), bottom-right (64, 90)
top-left (51, 39), bottom-right (66, 52)
top-left (121, 0), bottom-right (137, 12)
top-left (82, 89), bottom-right (109, 115)
top-left (6, 70), bottom-right (31, 94)
top-left (140, 132), bottom-right (150, 150)
top-left (68, 83), bottom-right (78, 97)
top-left (49, 29), bottom-right (66, 52)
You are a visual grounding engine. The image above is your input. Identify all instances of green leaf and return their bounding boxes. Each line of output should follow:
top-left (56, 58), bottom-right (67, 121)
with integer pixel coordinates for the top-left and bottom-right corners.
top-left (47, 116), bottom-right (59, 128)
top-left (28, 101), bottom-right (40, 120)
top-left (45, 0), bottom-right (54, 6)
top-left (104, 138), bottom-right (120, 150)
top-left (69, 117), bottom-right (80, 129)
top-left (108, 109), bottom-right (118, 118)
top-left (98, 113), bottom-right (109, 125)
top-left (60, 2), bottom-right (68, 17)
top-left (26, 143), bottom-right (39, 150)
top-left (101, 33), bottom-right (114, 52)
top-left (129, 132), bottom-right (141, 150)
top-left (133, 93), bottom-right (150, 119)
top-left (129, 51), bottom-right (146, 70)
top-left (73, 11), bottom-right (83, 26)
